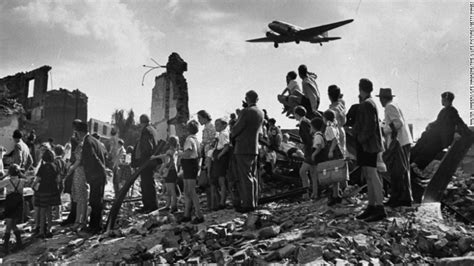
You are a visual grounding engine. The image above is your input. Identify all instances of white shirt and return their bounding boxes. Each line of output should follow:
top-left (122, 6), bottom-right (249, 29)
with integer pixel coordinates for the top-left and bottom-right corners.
top-left (287, 80), bottom-right (302, 94)
top-left (184, 134), bottom-right (200, 159)
top-left (383, 102), bottom-right (413, 146)
top-left (216, 130), bottom-right (230, 150)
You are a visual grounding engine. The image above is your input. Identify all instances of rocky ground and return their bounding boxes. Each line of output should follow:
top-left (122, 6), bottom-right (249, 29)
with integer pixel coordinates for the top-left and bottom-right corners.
top-left (1, 174), bottom-right (474, 265)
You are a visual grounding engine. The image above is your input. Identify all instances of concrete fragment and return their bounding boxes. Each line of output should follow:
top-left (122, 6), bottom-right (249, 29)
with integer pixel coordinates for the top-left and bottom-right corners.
top-left (258, 226), bottom-right (281, 239)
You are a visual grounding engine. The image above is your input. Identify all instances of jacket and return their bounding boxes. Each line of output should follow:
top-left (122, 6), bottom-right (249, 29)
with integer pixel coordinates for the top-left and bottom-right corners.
top-left (230, 104), bottom-right (264, 155)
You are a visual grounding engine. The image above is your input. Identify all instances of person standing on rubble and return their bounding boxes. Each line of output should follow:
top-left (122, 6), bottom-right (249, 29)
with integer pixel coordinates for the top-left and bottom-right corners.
top-left (75, 121), bottom-right (107, 234)
top-left (377, 88), bottom-right (413, 207)
top-left (328, 85), bottom-right (347, 157)
top-left (294, 106), bottom-right (315, 200)
top-left (134, 114), bottom-right (159, 214)
top-left (354, 79), bottom-right (386, 222)
top-left (10, 130), bottom-right (32, 171)
top-left (298, 64), bottom-right (320, 116)
top-left (411, 91), bottom-right (471, 174)
top-left (230, 90), bottom-right (264, 213)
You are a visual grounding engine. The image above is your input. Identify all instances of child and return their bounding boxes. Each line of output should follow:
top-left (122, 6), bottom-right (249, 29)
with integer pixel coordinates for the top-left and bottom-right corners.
top-left (323, 110), bottom-right (343, 160)
top-left (53, 145), bottom-right (67, 221)
top-left (0, 146), bottom-right (6, 177)
top-left (180, 120), bottom-right (204, 224)
top-left (278, 71), bottom-right (303, 116)
top-left (310, 117), bottom-right (327, 199)
top-left (211, 118), bottom-right (231, 210)
top-left (0, 164), bottom-right (31, 253)
top-left (33, 149), bottom-right (61, 238)
top-left (66, 139), bottom-right (89, 232)
top-left (152, 136), bottom-right (180, 213)
top-left (323, 110), bottom-right (345, 206)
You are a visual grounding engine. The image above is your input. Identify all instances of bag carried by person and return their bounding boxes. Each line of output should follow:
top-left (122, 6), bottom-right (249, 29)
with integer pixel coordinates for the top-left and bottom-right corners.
top-left (316, 159), bottom-right (349, 186)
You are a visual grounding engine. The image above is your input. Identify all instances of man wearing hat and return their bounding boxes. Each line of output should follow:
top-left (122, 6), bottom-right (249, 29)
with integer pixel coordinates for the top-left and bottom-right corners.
top-left (10, 130), bottom-right (32, 171)
top-left (377, 88), bottom-right (413, 207)
top-left (354, 79), bottom-right (386, 222)
top-left (74, 121), bottom-right (107, 234)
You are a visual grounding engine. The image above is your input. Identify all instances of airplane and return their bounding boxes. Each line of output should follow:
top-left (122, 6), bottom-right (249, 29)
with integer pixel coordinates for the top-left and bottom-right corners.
top-left (246, 19), bottom-right (354, 48)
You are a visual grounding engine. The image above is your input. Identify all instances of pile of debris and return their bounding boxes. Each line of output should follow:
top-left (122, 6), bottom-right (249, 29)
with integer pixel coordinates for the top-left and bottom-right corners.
top-left (442, 170), bottom-right (474, 222)
top-left (16, 194), bottom-right (470, 264)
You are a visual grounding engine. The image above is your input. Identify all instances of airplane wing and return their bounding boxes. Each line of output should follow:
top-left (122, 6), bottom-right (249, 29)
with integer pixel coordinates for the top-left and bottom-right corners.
top-left (246, 37), bottom-right (273, 43)
top-left (296, 19), bottom-right (354, 38)
top-left (246, 36), bottom-right (294, 43)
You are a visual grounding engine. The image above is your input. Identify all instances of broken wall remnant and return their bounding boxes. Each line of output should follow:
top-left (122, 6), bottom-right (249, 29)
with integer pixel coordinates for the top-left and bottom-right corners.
top-left (0, 65), bottom-right (51, 115)
top-left (151, 53), bottom-right (190, 142)
top-left (0, 98), bottom-right (24, 152)
top-left (42, 88), bottom-right (88, 144)
top-left (0, 66), bottom-right (88, 144)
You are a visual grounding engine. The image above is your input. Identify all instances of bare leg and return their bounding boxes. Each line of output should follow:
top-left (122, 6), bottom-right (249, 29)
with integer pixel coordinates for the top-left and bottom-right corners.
top-left (165, 183), bottom-right (177, 209)
top-left (187, 179), bottom-right (203, 218)
top-left (299, 162), bottom-right (312, 199)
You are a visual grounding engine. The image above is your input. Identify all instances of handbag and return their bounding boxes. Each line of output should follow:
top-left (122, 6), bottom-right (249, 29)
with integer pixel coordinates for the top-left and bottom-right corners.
top-left (315, 159), bottom-right (349, 186)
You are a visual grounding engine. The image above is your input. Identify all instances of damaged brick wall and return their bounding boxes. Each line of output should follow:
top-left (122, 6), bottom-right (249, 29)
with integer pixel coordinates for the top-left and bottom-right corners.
top-left (151, 53), bottom-right (190, 142)
top-left (0, 66), bottom-right (88, 144)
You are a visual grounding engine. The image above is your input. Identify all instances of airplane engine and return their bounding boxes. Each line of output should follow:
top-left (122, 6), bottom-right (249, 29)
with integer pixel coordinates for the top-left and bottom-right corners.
top-left (266, 31), bottom-right (279, 38)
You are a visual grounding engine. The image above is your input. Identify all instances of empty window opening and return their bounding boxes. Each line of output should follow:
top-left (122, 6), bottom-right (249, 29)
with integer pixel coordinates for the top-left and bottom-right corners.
top-left (28, 79), bottom-right (35, 98)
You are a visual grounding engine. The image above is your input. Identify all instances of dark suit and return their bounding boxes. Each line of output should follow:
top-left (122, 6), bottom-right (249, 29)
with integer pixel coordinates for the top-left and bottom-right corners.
top-left (354, 98), bottom-right (383, 154)
top-left (82, 134), bottom-right (107, 231)
top-left (230, 104), bottom-right (264, 209)
top-left (135, 124), bottom-right (159, 211)
top-left (299, 117), bottom-right (313, 164)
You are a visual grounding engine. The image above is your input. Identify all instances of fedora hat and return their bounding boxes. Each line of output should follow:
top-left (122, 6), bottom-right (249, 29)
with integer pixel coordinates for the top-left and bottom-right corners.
top-left (376, 88), bottom-right (395, 98)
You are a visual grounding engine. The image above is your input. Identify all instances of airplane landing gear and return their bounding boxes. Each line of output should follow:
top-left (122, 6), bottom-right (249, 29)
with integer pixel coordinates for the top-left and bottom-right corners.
top-left (295, 40), bottom-right (300, 44)
top-left (320, 43), bottom-right (323, 46)
top-left (274, 42), bottom-right (279, 48)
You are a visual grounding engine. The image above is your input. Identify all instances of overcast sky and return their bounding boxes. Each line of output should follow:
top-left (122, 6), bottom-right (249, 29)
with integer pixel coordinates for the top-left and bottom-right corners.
top-left (0, 0), bottom-right (470, 138)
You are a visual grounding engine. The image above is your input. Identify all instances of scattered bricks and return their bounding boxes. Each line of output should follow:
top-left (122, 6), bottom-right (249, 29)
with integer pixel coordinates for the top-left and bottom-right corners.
top-left (458, 237), bottom-right (473, 253)
top-left (206, 228), bottom-right (219, 239)
top-left (280, 220), bottom-right (294, 230)
top-left (258, 226), bottom-right (281, 239)
top-left (417, 235), bottom-right (433, 253)
top-left (268, 240), bottom-right (288, 250)
top-left (323, 249), bottom-right (337, 261)
top-left (186, 257), bottom-right (200, 264)
top-left (215, 227), bottom-right (227, 238)
top-left (160, 224), bottom-right (174, 231)
top-left (245, 213), bottom-right (261, 230)
top-left (434, 238), bottom-right (449, 250)
top-left (296, 246), bottom-right (323, 264)
top-left (214, 249), bottom-right (231, 264)
top-left (277, 244), bottom-right (297, 259)
top-left (161, 231), bottom-right (180, 248)
top-left (446, 230), bottom-right (462, 241)
top-left (353, 234), bottom-right (370, 252)
top-left (242, 231), bottom-right (258, 240)
top-left (67, 238), bottom-right (85, 248)
top-left (436, 256), bottom-right (474, 266)
top-left (226, 222), bottom-right (236, 232)
top-left (233, 249), bottom-right (249, 261)
top-left (147, 244), bottom-right (163, 255)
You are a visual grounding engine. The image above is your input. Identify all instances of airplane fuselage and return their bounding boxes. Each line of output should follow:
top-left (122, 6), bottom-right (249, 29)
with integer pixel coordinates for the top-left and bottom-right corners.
top-left (247, 18), bottom-right (353, 48)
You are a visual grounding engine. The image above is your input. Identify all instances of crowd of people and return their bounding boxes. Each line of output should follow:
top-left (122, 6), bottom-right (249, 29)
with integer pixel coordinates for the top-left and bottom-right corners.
top-left (0, 63), bottom-right (470, 254)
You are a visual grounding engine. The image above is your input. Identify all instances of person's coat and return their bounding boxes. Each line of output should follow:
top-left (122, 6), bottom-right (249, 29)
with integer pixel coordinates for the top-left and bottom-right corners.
top-left (354, 97), bottom-right (384, 153)
top-left (231, 104), bottom-right (264, 155)
top-left (81, 134), bottom-right (107, 183)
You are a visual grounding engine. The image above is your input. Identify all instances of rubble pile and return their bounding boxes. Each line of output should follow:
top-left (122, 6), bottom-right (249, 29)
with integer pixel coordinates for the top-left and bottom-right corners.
top-left (3, 183), bottom-right (474, 264)
top-left (62, 195), bottom-right (474, 264)
top-left (443, 170), bottom-right (474, 222)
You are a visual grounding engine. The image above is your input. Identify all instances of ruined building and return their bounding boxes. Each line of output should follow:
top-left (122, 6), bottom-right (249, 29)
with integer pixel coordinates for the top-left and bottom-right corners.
top-left (151, 53), bottom-right (190, 142)
top-left (0, 66), bottom-right (87, 145)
